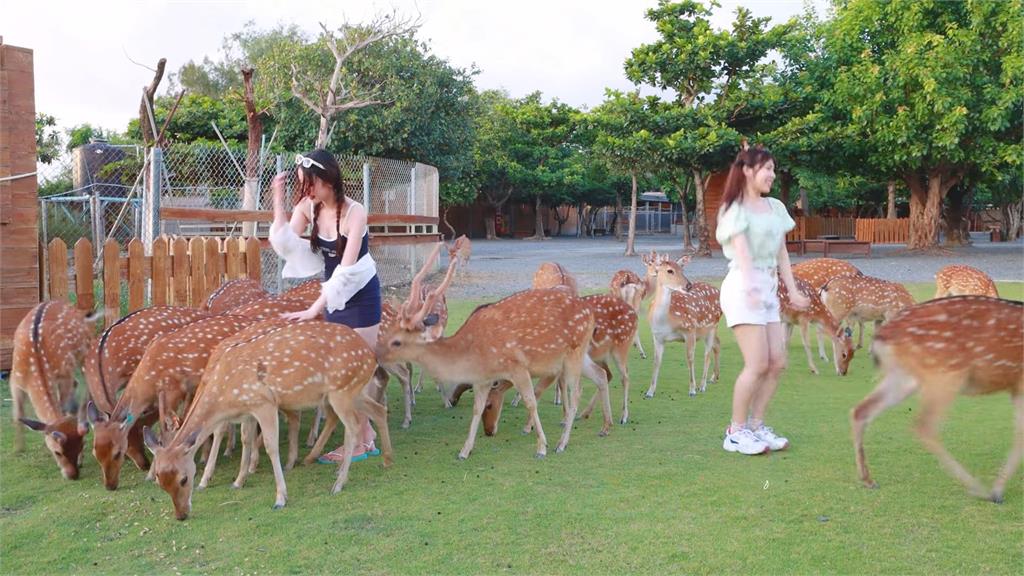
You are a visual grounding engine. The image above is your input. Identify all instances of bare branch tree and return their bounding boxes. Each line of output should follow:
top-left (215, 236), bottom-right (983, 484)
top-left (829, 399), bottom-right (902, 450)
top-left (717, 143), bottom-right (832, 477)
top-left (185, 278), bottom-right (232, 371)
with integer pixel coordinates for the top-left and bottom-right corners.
top-left (291, 10), bottom-right (421, 148)
top-left (139, 58), bottom-right (167, 146)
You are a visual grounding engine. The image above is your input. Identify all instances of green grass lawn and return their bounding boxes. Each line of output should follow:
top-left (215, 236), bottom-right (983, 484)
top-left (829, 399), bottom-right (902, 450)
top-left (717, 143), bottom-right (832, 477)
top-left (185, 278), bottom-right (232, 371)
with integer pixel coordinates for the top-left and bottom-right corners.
top-left (2, 283), bottom-right (1022, 575)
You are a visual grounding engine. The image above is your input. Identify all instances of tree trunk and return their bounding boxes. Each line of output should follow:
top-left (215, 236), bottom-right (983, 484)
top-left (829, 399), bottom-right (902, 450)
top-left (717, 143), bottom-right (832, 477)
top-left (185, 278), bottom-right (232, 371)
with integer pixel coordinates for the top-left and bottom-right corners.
top-left (528, 195), bottom-right (546, 240)
top-left (613, 193), bottom-right (623, 241)
top-left (442, 205), bottom-right (457, 240)
top-left (943, 184), bottom-right (972, 246)
top-left (484, 216), bottom-right (497, 240)
top-left (241, 67), bottom-right (264, 238)
top-left (1002, 196), bottom-right (1023, 241)
top-left (799, 187), bottom-right (809, 216)
top-left (779, 170), bottom-right (793, 210)
top-left (576, 203), bottom-right (586, 237)
top-left (554, 205), bottom-right (570, 237)
top-left (904, 167), bottom-right (962, 249)
top-left (139, 59), bottom-right (167, 146)
top-left (625, 171), bottom-right (638, 256)
top-left (691, 168), bottom-right (711, 256)
top-left (886, 180), bottom-right (896, 219)
top-left (677, 178), bottom-right (692, 250)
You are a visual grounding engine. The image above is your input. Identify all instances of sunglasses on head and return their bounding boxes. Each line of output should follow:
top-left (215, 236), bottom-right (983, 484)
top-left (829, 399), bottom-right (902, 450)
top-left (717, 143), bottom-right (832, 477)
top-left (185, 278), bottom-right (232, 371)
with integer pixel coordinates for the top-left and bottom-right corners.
top-left (295, 154), bottom-right (326, 170)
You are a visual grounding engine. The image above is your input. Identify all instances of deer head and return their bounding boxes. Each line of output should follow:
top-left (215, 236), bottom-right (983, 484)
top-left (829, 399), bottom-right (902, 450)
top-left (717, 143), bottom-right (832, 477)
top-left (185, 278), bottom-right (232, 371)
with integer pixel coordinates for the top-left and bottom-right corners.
top-left (144, 426), bottom-right (201, 520)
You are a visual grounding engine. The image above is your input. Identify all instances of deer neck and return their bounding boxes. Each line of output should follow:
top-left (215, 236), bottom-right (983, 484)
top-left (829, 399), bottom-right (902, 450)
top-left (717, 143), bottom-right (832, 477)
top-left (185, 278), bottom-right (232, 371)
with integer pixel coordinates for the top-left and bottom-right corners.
top-left (405, 335), bottom-right (486, 386)
top-left (649, 282), bottom-right (677, 328)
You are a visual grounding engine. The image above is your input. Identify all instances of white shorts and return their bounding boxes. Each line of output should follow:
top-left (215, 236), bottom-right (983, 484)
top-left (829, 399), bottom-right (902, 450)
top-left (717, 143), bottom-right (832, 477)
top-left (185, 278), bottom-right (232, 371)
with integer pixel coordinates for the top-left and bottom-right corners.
top-left (720, 267), bottom-right (781, 327)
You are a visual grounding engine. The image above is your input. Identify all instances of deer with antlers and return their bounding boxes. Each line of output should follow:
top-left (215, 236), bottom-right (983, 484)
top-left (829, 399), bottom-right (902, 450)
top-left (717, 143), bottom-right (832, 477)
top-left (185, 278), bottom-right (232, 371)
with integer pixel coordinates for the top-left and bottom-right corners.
top-left (82, 306), bottom-right (210, 473)
top-left (820, 275), bottom-right (915, 350)
top-left (934, 264), bottom-right (999, 299)
top-left (643, 253), bottom-right (722, 398)
top-left (610, 269), bottom-right (648, 359)
top-left (778, 278), bottom-right (855, 376)
top-left (145, 318), bottom-right (390, 519)
top-left (851, 296), bottom-right (1023, 503)
top-left (88, 314), bottom-right (259, 490)
top-left (204, 278), bottom-right (268, 315)
top-left (378, 244), bottom-right (602, 459)
top-left (9, 301), bottom-right (97, 479)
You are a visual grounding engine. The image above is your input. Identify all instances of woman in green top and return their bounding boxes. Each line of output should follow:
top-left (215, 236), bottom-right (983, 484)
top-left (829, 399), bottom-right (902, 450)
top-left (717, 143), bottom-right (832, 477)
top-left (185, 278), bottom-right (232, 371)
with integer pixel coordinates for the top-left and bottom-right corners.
top-left (716, 146), bottom-right (809, 455)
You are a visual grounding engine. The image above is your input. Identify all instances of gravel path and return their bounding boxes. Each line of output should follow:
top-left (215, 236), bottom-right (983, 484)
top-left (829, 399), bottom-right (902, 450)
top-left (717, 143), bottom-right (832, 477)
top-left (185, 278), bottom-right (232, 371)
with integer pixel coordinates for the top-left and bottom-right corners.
top-left (437, 233), bottom-right (1023, 301)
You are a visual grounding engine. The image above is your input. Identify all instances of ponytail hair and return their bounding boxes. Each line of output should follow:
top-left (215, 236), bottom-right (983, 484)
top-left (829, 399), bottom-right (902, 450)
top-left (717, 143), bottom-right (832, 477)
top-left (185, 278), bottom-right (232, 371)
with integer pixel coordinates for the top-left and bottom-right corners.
top-left (720, 145), bottom-right (775, 212)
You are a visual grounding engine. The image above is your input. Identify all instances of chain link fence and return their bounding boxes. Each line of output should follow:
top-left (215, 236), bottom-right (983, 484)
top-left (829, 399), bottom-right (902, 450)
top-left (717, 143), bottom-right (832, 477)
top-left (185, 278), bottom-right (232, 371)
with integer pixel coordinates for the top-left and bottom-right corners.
top-left (39, 141), bottom-right (440, 294)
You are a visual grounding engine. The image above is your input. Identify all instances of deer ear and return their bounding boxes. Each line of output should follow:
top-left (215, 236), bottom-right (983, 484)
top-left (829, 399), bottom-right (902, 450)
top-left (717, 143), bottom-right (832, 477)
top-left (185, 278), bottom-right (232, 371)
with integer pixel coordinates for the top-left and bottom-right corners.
top-left (143, 426), bottom-right (162, 453)
top-left (50, 431), bottom-right (67, 444)
top-left (86, 401), bottom-right (108, 424)
top-left (182, 429), bottom-right (201, 451)
top-left (18, 418), bottom-right (47, 432)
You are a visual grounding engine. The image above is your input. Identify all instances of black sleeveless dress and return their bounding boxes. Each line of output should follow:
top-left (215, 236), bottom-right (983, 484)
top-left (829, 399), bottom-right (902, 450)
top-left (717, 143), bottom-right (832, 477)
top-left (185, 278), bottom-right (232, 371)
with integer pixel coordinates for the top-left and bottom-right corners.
top-left (318, 231), bottom-right (382, 328)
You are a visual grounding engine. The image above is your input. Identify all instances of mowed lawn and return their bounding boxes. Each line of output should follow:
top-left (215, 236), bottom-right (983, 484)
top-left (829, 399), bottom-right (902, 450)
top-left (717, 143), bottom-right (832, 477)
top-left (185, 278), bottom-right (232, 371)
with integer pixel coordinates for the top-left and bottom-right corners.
top-left (1, 282), bottom-right (1022, 575)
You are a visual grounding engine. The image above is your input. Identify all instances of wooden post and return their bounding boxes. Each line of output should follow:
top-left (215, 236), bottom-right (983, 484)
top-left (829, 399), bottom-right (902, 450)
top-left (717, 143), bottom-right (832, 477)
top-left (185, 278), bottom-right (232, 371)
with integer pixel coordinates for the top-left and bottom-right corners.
top-left (103, 239), bottom-right (121, 327)
top-left (204, 237), bottom-right (220, 302)
top-left (189, 237), bottom-right (206, 307)
top-left (127, 238), bottom-right (145, 312)
top-left (245, 237), bottom-right (261, 280)
top-left (151, 236), bottom-right (169, 306)
top-left (172, 237), bottom-right (189, 306)
top-left (226, 237), bottom-right (242, 279)
top-left (47, 238), bottom-right (68, 301)
top-left (74, 239), bottom-right (95, 312)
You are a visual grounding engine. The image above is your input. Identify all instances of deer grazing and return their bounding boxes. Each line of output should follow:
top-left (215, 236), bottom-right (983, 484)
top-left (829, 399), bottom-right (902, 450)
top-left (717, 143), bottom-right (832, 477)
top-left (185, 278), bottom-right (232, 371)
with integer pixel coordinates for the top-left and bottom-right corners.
top-left (610, 269), bottom-right (648, 358)
top-left (145, 318), bottom-right (390, 519)
top-left (204, 278), bottom-right (268, 315)
top-left (88, 314), bottom-right (259, 490)
top-left (820, 275), bottom-right (915, 350)
top-left (778, 278), bottom-right (855, 376)
top-left (378, 244), bottom-right (602, 459)
top-left (851, 296), bottom-right (1023, 503)
top-left (82, 306), bottom-right (209, 473)
top-left (9, 301), bottom-right (96, 479)
top-left (643, 253), bottom-right (722, 398)
top-left (934, 264), bottom-right (999, 299)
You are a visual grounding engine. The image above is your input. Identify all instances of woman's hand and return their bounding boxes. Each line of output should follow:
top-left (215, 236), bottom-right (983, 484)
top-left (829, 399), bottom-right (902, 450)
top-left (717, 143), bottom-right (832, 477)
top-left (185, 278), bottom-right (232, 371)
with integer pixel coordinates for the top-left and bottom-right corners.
top-left (281, 306), bottom-right (321, 322)
top-left (789, 290), bottom-right (810, 311)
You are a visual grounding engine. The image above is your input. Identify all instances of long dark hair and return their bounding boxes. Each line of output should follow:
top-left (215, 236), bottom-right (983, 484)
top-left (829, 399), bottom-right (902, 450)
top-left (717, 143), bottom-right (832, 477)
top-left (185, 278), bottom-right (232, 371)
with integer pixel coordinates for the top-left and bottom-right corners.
top-left (720, 145), bottom-right (775, 212)
top-left (298, 149), bottom-right (348, 254)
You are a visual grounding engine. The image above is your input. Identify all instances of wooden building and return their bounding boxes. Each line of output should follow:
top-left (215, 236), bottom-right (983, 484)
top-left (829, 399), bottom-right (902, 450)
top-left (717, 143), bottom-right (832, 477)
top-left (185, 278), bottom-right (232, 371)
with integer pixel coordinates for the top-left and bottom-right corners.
top-left (0, 40), bottom-right (39, 370)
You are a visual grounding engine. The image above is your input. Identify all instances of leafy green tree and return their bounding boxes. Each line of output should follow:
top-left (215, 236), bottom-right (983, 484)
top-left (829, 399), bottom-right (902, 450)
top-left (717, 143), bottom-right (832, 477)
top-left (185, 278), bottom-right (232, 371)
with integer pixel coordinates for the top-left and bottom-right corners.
top-left (811, 0), bottom-right (1023, 248)
top-left (35, 113), bottom-right (62, 164)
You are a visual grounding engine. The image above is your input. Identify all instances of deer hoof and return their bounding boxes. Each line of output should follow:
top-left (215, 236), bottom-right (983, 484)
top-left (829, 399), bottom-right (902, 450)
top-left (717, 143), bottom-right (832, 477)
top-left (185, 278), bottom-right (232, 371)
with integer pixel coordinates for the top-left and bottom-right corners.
top-left (535, 452), bottom-right (546, 459)
top-left (457, 453), bottom-right (469, 461)
top-left (401, 421), bottom-right (411, 430)
top-left (598, 430), bottom-right (609, 438)
top-left (863, 480), bottom-right (879, 490)
top-left (231, 482), bottom-right (244, 490)
top-left (619, 416), bottom-right (628, 425)
top-left (644, 392), bottom-right (654, 399)
top-left (272, 502), bottom-right (285, 510)
top-left (991, 492), bottom-right (1004, 504)
top-left (689, 391), bottom-right (697, 397)
top-left (196, 482), bottom-right (207, 491)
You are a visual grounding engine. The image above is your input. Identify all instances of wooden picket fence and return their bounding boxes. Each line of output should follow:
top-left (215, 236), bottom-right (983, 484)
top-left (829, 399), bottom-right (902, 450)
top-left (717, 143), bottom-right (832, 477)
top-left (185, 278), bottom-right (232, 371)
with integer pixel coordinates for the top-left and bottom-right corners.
top-left (43, 236), bottom-right (261, 328)
top-left (854, 218), bottom-right (911, 244)
top-left (787, 217), bottom-right (910, 244)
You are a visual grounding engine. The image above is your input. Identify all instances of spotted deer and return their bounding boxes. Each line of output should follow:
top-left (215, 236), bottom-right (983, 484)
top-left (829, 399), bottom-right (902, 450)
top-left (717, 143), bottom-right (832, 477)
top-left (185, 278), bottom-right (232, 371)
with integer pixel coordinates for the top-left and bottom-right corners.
top-left (778, 278), bottom-right (855, 376)
top-left (820, 275), bottom-right (915, 350)
top-left (447, 234), bottom-right (472, 274)
top-left (934, 264), bottom-right (999, 299)
top-left (379, 244), bottom-right (603, 459)
top-left (791, 258), bottom-right (862, 291)
top-left (9, 301), bottom-right (96, 479)
top-left (610, 269), bottom-right (648, 358)
top-left (533, 262), bottom-right (578, 296)
top-left (226, 296), bottom-right (309, 319)
top-left (643, 253), bottom-right (722, 398)
top-left (280, 279), bottom-right (322, 305)
top-left (88, 314), bottom-right (259, 490)
top-left (851, 296), bottom-right (1023, 503)
top-left (204, 278), bottom-right (268, 315)
top-left (144, 318), bottom-right (389, 519)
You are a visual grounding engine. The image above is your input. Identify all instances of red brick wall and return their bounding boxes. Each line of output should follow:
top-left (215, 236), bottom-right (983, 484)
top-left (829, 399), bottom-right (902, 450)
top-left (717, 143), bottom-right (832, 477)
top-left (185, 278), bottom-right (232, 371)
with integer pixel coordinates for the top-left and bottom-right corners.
top-left (0, 42), bottom-right (39, 369)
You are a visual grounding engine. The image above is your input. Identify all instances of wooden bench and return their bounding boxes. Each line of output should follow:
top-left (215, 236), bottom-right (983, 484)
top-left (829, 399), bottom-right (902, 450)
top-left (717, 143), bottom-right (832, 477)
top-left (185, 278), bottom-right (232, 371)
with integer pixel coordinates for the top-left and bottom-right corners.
top-left (796, 238), bottom-right (872, 257)
top-left (823, 239), bottom-right (871, 256)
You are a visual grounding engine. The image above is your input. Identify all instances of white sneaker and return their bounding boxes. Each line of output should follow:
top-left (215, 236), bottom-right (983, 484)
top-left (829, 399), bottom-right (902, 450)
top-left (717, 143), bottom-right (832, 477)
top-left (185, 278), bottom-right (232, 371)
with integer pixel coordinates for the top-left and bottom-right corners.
top-left (752, 425), bottom-right (789, 451)
top-left (723, 427), bottom-right (769, 455)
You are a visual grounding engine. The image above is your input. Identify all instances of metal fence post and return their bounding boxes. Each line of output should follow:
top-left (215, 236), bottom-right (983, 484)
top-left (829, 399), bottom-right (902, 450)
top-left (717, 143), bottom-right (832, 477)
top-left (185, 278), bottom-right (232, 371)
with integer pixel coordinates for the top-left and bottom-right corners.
top-left (275, 153), bottom-right (285, 294)
top-left (142, 147), bottom-right (162, 253)
top-left (90, 194), bottom-right (102, 258)
top-left (362, 161), bottom-right (371, 208)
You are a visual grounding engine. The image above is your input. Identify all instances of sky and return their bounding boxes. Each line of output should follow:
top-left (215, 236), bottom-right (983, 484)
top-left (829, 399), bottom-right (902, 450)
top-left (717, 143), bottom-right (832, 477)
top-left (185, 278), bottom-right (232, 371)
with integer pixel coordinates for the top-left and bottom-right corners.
top-left (4, 0), bottom-right (825, 134)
